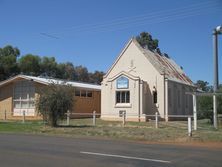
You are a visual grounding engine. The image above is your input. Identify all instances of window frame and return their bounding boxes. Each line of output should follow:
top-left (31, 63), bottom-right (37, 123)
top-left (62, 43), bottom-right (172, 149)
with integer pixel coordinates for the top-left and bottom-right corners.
top-left (13, 80), bottom-right (35, 109)
top-left (75, 89), bottom-right (93, 98)
top-left (116, 90), bottom-right (130, 104)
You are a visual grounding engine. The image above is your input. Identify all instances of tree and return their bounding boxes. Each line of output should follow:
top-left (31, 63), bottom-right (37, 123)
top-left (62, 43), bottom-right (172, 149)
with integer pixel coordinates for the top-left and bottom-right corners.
top-left (40, 56), bottom-right (58, 77)
top-left (196, 80), bottom-right (212, 121)
top-left (74, 65), bottom-right (89, 82)
top-left (197, 96), bottom-right (213, 122)
top-left (0, 45), bottom-right (20, 80)
top-left (19, 54), bottom-right (41, 76)
top-left (89, 71), bottom-right (105, 84)
top-left (56, 62), bottom-right (76, 80)
top-left (195, 80), bottom-right (210, 92)
top-left (196, 80), bottom-right (222, 123)
top-left (0, 45), bottom-right (105, 85)
top-left (36, 83), bottom-right (75, 127)
top-left (136, 32), bottom-right (160, 52)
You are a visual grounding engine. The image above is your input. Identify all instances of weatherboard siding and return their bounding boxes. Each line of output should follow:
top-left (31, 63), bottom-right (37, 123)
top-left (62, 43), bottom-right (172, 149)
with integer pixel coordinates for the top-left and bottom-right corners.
top-left (0, 76), bottom-right (101, 120)
top-left (73, 90), bottom-right (101, 116)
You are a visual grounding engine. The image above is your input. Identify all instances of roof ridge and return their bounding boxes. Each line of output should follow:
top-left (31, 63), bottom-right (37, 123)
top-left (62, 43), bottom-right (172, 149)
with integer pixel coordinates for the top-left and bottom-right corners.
top-left (133, 38), bottom-right (193, 86)
top-left (29, 75), bottom-right (101, 86)
top-left (0, 74), bottom-right (101, 90)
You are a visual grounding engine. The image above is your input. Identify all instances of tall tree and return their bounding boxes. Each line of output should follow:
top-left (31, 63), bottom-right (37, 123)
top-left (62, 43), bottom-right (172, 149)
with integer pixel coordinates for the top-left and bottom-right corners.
top-left (56, 62), bottom-right (76, 80)
top-left (195, 80), bottom-right (211, 92)
top-left (89, 70), bottom-right (105, 84)
top-left (18, 54), bottom-right (41, 76)
top-left (136, 32), bottom-right (160, 52)
top-left (74, 65), bottom-right (89, 82)
top-left (0, 45), bottom-right (20, 80)
top-left (40, 56), bottom-right (57, 77)
top-left (0, 45), bottom-right (105, 85)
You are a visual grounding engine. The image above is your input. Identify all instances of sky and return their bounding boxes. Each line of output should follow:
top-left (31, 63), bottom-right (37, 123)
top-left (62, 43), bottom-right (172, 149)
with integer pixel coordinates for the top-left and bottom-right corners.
top-left (0, 0), bottom-right (222, 84)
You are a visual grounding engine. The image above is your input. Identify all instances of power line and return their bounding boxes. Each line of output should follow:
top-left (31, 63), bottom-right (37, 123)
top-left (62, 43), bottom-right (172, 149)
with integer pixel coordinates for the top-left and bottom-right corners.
top-left (40, 33), bottom-right (59, 39)
top-left (49, 1), bottom-right (217, 33)
top-left (40, 1), bottom-right (221, 39)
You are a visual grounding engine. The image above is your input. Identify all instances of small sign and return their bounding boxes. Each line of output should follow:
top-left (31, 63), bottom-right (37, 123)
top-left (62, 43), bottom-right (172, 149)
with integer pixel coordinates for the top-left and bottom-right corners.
top-left (117, 76), bottom-right (129, 89)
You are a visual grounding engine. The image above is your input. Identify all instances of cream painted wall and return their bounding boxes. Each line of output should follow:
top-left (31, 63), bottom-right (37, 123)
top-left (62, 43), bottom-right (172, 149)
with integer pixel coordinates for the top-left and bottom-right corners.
top-left (101, 39), bottom-right (194, 121)
top-left (102, 40), bottom-right (165, 121)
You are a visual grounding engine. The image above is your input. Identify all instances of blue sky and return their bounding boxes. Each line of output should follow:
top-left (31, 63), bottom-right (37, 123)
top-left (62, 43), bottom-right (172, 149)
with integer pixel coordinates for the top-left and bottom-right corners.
top-left (0, 0), bottom-right (221, 84)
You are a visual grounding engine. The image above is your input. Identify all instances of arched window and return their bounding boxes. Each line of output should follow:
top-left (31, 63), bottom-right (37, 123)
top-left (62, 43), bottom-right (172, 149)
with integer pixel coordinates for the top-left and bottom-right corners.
top-left (116, 76), bottom-right (129, 89)
top-left (153, 86), bottom-right (157, 104)
top-left (116, 76), bottom-right (130, 104)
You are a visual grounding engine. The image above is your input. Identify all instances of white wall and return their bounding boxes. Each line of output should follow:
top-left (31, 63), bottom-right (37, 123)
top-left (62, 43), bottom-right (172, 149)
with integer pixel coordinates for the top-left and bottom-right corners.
top-left (101, 40), bottom-right (164, 121)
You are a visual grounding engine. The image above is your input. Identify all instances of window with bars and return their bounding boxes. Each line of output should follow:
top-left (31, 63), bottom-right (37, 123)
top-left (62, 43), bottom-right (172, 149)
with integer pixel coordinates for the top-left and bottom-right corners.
top-left (13, 80), bottom-right (35, 109)
top-left (116, 91), bottom-right (130, 103)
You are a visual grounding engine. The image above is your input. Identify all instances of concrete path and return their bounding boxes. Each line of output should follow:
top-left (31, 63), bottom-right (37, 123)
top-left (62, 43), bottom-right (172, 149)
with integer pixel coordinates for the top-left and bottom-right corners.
top-left (0, 133), bottom-right (221, 167)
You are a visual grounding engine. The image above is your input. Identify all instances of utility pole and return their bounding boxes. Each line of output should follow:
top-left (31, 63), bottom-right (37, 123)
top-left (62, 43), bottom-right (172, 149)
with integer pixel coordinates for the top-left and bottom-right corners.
top-left (213, 25), bottom-right (222, 129)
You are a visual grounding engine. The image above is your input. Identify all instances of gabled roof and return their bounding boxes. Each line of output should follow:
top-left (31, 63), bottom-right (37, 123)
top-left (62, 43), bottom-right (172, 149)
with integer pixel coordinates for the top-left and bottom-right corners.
top-left (105, 38), bottom-right (194, 86)
top-left (0, 75), bottom-right (101, 90)
top-left (104, 38), bottom-right (133, 79)
top-left (133, 38), bottom-right (194, 86)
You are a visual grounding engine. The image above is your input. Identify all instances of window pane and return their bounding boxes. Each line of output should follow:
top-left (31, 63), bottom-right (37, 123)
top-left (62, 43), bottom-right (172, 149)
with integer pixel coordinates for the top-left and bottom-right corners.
top-left (29, 101), bottom-right (35, 108)
top-left (81, 90), bottom-right (86, 97)
top-left (121, 91), bottom-right (126, 103)
top-left (14, 81), bottom-right (35, 109)
top-left (87, 91), bottom-right (93, 97)
top-left (21, 101), bottom-right (28, 108)
top-left (116, 92), bottom-right (120, 103)
top-left (126, 91), bottom-right (130, 103)
top-left (29, 92), bottom-right (35, 100)
top-left (21, 93), bottom-right (27, 100)
top-left (14, 93), bottom-right (20, 99)
top-left (14, 101), bottom-right (21, 108)
top-left (75, 90), bottom-right (80, 96)
top-left (116, 91), bottom-right (130, 104)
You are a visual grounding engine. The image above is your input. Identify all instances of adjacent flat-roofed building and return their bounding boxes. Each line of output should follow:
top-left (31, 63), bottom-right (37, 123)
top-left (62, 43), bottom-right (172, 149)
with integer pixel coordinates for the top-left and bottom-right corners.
top-left (101, 38), bottom-right (195, 121)
top-left (0, 75), bottom-right (101, 120)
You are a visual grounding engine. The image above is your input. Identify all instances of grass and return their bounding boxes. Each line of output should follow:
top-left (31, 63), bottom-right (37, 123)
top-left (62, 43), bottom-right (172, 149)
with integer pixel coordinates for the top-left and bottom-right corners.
top-left (0, 119), bottom-right (221, 143)
top-left (0, 121), bottom-right (43, 133)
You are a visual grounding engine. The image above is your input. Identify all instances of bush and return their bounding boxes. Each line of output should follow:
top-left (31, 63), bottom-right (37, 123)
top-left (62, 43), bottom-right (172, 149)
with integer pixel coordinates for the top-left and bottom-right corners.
top-left (197, 93), bottom-right (222, 124)
top-left (197, 96), bottom-right (213, 123)
top-left (36, 83), bottom-right (75, 127)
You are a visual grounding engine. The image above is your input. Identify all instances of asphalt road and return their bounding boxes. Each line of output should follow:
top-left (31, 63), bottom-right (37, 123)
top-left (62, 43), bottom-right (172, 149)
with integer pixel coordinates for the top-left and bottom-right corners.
top-left (0, 133), bottom-right (221, 167)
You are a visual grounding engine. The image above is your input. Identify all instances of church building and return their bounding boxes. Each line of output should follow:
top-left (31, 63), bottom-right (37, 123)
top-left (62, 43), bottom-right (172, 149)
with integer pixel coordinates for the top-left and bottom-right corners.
top-left (101, 38), bottom-right (195, 121)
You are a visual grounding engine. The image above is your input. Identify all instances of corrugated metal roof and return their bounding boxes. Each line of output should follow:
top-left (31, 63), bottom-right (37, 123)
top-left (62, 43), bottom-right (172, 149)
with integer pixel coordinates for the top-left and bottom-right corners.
top-left (0, 75), bottom-right (101, 90)
top-left (133, 38), bottom-right (194, 86)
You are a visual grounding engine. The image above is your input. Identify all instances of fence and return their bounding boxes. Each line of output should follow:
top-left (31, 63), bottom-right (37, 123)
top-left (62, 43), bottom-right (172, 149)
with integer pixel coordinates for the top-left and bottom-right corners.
top-left (0, 110), bottom-right (28, 123)
top-left (57, 112), bottom-right (195, 136)
top-left (1, 110), bottom-right (221, 137)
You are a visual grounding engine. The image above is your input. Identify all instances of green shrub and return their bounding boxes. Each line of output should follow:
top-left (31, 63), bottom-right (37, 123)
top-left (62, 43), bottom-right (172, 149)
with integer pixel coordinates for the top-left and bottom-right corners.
top-left (36, 83), bottom-right (75, 127)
